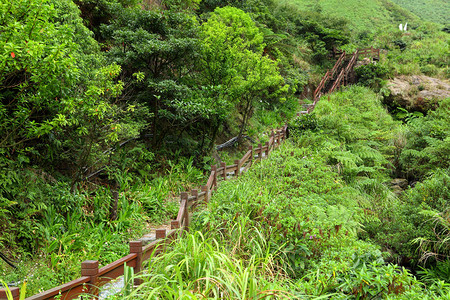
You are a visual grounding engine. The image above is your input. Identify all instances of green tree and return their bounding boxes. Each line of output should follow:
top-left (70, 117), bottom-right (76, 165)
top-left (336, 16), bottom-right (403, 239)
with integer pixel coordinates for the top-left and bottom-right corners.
top-left (0, 0), bottom-right (133, 246)
top-left (102, 7), bottom-right (235, 156)
top-left (200, 6), bottom-right (288, 140)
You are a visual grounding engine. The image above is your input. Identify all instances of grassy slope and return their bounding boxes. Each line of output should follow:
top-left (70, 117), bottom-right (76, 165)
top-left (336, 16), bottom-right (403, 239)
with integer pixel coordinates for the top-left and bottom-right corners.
top-left (278, 0), bottom-right (420, 33)
top-left (390, 0), bottom-right (450, 25)
top-left (122, 86), bottom-right (449, 299)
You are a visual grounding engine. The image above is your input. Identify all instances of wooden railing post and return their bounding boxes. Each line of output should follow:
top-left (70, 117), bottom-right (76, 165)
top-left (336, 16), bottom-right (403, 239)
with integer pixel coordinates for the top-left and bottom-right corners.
top-left (211, 165), bottom-right (217, 190)
top-left (202, 185), bottom-right (209, 202)
top-left (191, 189), bottom-right (198, 204)
top-left (81, 260), bottom-right (99, 298)
top-left (129, 241), bottom-right (143, 285)
top-left (154, 229), bottom-right (166, 255)
top-left (234, 159), bottom-right (240, 177)
top-left (220, 162), bottom-right (226, 181)
top-left (181, 192), bottom-right (189, 229)
top-left (171, 220), bottom-right (180, 230)
top-left (156, 229), bottom-right (166, 239)
top-left (265, 142), bottom-right (269, 157)
top-left (0, 287), bottom-right (19, 300)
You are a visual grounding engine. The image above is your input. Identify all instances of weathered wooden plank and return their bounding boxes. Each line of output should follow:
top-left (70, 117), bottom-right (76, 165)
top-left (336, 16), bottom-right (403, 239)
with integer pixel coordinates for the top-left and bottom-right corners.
top-left (176, 200), bottom-right (186, 223)
top-left (206, 171), bottom-right (215, 189)
top-left (240, 150), bottom-right (252, 165)
top-left (197, 191), bottom-right (206, 200)
top-left (226, 165), bottom-right (238, 172)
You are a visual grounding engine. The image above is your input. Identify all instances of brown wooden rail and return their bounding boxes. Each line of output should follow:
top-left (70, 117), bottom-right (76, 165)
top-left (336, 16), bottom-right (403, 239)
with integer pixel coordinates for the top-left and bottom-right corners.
top-left (306, 47), bottom-right (380, 114)
top-left (0, 125), bottom-right (288, 300)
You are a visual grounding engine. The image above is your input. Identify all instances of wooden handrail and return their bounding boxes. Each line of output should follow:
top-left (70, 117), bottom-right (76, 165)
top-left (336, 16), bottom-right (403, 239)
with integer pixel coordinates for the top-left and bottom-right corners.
top-left (176, 199), bottom-right (186, 223)
top-left (7, 124), bottom-right (289, 300)
top-left (206, 171), bottom-right (215, 189)
top-left (240, 149), bottom-right (252, 165)
top-left (97, 254), bottom-right (137, 286)
top-left (0, 288), bottom-right (19, 300)
top-left (309, 47), bottom-right (380, 113)
top-left (25, 277), bottom-right (90, 300)
top-left (331, 51), bottom-right (346, 77)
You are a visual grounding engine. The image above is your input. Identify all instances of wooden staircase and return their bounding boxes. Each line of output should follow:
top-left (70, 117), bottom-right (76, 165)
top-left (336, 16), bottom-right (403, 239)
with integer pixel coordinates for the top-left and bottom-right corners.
top-left (301, 47), bottom-right (380, 115)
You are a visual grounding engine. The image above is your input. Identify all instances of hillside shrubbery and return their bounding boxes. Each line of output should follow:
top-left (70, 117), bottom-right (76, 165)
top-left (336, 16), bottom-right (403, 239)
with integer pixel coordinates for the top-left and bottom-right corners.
top-left (1, 0), bottom-right (449, 296)
top-left (117, 86), bottom-right (450, 299)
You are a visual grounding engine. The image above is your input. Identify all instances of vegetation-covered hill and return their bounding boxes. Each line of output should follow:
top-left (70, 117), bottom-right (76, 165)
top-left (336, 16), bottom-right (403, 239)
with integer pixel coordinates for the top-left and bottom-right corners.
top-left (277, 0), bottom-right (420, 33)
top-left (390, 0), bottom-right (450, 25)
top-left (0, 0), bottom-right (449, 297)
top-left (117, 86), bottom-right (450, 299)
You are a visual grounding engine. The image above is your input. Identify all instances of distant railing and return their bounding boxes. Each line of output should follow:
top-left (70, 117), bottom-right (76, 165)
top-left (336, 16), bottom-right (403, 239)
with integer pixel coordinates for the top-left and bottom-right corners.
top-left (305, 47), bottom-right (380, 114)
top-left (333, 46), bottom-right (379, 60)
top-left (0, 125), bottom-right (288, 300)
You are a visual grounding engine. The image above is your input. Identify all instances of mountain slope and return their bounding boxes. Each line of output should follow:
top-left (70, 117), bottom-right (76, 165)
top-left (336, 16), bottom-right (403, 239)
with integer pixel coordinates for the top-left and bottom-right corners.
top-left (390, 0), bottom-right (450, 25)
top-left (278, 0), bottom-right (420, 33)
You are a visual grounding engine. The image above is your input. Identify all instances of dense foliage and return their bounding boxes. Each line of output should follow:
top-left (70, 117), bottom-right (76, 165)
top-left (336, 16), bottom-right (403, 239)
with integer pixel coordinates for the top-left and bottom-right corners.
top-left (389, 0), bottom-right (450, 25)
top-left (1, 0), bottom-right (449, 297)
top-left (115, 86), bottom-right (450, 299)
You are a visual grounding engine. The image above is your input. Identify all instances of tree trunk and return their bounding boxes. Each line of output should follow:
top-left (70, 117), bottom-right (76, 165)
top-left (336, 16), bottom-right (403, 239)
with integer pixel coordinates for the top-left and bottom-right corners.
top-left (109, 190), bottom-right (119, 221)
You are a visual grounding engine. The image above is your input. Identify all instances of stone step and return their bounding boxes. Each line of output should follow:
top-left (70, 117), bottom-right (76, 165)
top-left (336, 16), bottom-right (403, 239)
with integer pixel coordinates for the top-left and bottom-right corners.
top-left (139, 234), bottom-right (156, 245)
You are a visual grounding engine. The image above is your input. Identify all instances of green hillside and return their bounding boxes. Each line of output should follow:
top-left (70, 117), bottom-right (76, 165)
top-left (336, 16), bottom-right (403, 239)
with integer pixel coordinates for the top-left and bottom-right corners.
top-left (390, 0), bottom-right (450, 25)
top-left (278, 0), bottom-right (420, 33)
top-left (1, 0), bottom-right (448, 297)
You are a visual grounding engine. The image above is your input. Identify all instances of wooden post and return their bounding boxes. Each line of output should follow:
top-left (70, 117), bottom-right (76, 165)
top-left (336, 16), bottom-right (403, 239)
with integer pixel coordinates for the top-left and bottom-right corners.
top-left (201, 185), bottom-right (209, 202)
top-left (265, 142), bottom-right (269, 157)
top-left (257, 143), bottom-right (262, 160)
top-left (248, 145), bottom-right (253, 167)
top-left (211, 165), bottom-right (217, 190)
top-left (81, 260), bottom-right (99, 298)
top-left (0, 287), bottom-right (19, 300)
top-left (171, 220), bottom-right (180, 229)
top-left (156, 229), bottom-right (166, 239)
top-left (129, 241), bottom-right (143, 285)
top-left (220, 162), bottom-right (227, 181)
top-left (191, 189), bottom-right (198, 205)
top-left (181, 192), bottom-right (189, 229)
top-left (234, 159), bottom-right (240, 177)
top-left (155, 229), bottom-right (166, 256)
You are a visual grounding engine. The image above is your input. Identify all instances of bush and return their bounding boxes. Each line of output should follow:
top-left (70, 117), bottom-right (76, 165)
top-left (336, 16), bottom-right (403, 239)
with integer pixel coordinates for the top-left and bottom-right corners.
top-left (355, 63), bottom-right (390, 91)
top-left (399, 97), bottom-right (450, 181)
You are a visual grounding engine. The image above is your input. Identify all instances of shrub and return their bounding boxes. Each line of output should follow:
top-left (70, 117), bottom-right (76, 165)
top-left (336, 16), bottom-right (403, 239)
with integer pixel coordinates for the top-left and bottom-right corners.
top-left (355, 63), bottom-right (390, 91)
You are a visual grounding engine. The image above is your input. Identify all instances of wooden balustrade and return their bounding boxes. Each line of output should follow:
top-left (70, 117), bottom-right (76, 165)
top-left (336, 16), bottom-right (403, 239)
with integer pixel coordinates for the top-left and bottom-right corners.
top-left (0, 287), bottom-right (20, 300)
top-left (1, 125), bottom-right (288, 300)
top-left (309, 47), bottom-right (380, 113)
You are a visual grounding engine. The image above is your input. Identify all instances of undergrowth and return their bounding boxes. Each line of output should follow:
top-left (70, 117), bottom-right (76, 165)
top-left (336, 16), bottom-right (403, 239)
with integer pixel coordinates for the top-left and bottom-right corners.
top-left (113, 86), bottom-right (450, 299)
